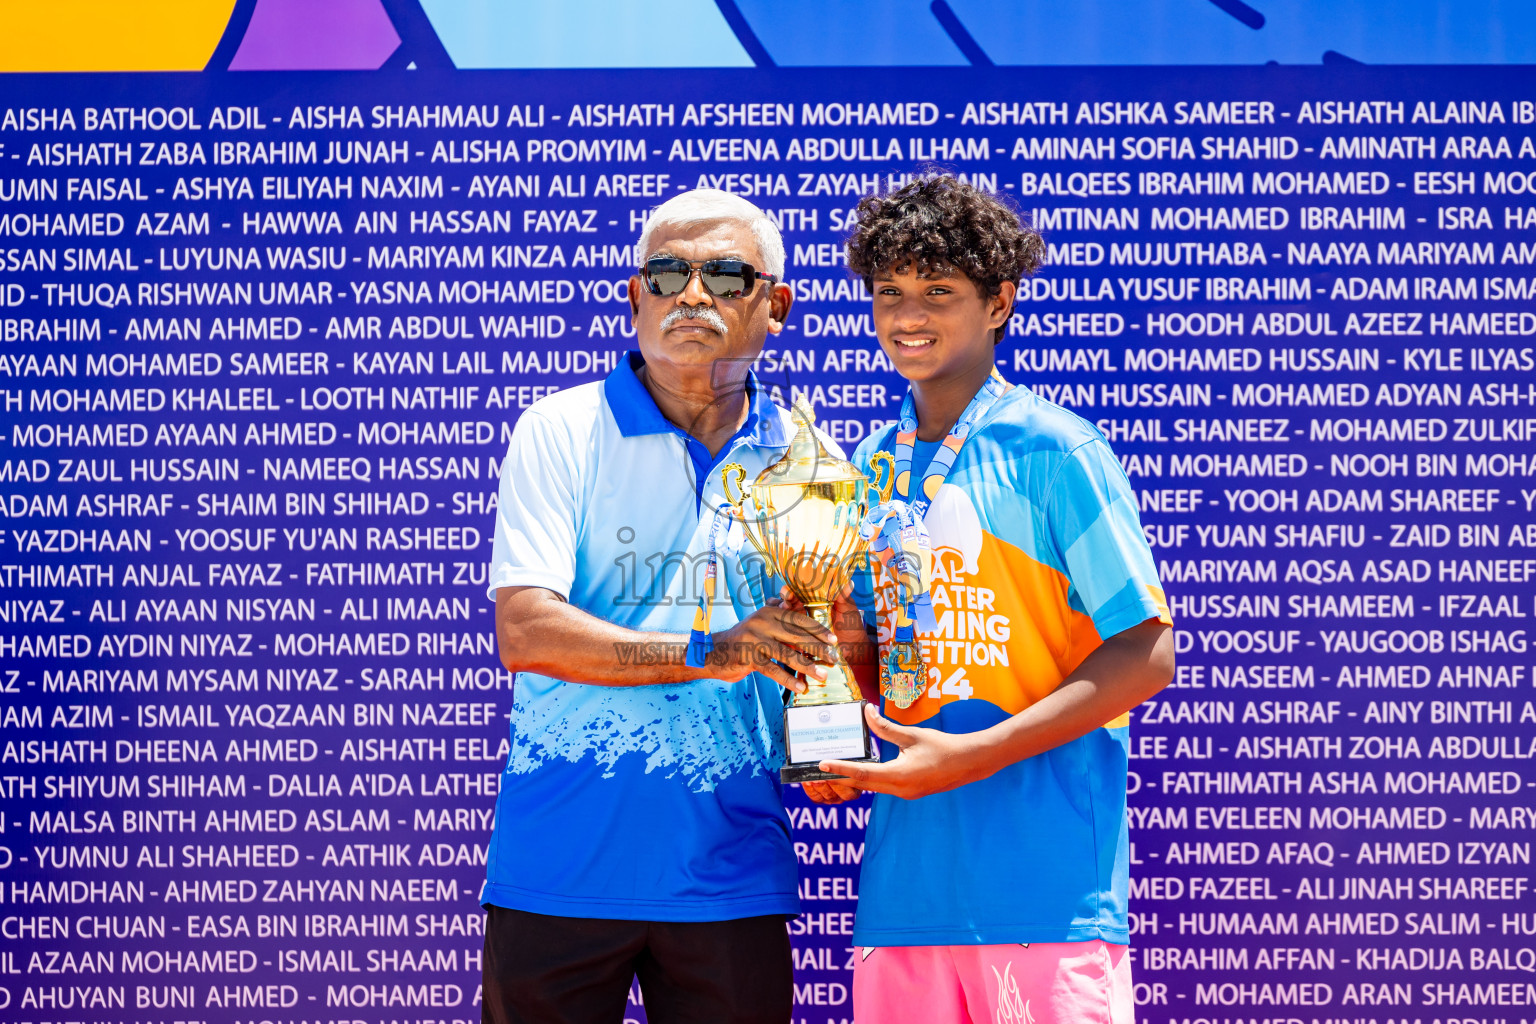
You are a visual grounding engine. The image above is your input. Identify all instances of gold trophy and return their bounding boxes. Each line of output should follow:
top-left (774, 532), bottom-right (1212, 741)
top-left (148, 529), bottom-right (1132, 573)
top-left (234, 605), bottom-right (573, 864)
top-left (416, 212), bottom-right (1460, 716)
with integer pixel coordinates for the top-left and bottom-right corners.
top-left (722, 396), bottom-right (886, 783)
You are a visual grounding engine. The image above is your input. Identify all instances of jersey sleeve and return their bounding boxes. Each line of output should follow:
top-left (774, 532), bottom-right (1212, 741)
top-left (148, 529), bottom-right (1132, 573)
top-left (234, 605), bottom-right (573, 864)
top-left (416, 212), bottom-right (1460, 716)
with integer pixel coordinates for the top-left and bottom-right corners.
top-left (486, 409), bottom-right (581, 601)
top-left (1046, 438), bottom-right (1172, 640)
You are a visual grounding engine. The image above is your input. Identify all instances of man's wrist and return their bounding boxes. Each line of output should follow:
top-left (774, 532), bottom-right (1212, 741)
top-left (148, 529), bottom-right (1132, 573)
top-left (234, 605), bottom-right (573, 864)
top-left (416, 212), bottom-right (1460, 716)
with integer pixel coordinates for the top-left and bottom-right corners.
top-left (841, 632), bottom-right (878, 666)
top-left (834, 609), bottom-right (878, 665)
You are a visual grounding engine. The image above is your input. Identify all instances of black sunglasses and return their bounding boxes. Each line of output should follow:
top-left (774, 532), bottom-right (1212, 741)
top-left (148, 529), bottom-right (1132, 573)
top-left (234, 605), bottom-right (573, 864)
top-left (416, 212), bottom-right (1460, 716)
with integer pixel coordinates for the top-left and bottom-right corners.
top-left (641, 257), bottom-right (777, 299)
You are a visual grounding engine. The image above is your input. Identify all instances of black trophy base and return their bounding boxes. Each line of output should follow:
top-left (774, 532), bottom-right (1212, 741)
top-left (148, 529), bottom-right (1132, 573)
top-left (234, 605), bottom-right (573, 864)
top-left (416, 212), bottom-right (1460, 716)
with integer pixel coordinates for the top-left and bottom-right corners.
top-left (780, 698), bottom-right (880, 784)
top-left (781, 755), bottom-right (880, 785)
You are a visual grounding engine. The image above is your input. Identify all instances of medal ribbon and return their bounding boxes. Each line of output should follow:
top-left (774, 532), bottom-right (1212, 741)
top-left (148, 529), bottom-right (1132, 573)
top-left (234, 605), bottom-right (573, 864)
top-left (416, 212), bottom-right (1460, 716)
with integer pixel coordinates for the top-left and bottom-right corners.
top-left (863, 369), bottom-right (1013, 641)
top-left (859, 500), bottom-right (928, 638)
top-left (685, 504), bottom-right (739, 669)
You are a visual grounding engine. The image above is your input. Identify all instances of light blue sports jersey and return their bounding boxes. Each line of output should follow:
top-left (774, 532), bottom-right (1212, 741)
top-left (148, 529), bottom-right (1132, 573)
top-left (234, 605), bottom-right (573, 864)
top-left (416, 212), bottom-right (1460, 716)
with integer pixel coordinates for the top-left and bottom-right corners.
top-left (850, 384), bottom-right (1171, 946)
top-left (481, 353), bottom-right (820, 921)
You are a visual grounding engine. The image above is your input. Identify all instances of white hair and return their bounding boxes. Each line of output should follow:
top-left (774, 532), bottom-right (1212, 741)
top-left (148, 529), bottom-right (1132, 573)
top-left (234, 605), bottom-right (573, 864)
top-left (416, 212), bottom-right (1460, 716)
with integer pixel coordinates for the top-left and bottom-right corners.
top-left (634, 188), bottom-right (785, 279)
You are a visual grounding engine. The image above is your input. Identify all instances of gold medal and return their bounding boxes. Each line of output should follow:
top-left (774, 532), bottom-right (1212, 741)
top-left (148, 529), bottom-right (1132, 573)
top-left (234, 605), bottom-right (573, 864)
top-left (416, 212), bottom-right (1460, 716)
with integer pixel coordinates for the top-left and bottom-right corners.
top-left (881, 639), bottom-right (925, 709)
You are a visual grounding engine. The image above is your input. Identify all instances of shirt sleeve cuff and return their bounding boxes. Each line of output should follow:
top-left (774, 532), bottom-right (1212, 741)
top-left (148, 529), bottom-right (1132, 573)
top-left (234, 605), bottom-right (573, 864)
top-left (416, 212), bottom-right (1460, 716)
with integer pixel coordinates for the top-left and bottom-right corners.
top-left (1091, 592), bottom-right (1170, 643)
top-left (486, 567), bottom-right (574, 602)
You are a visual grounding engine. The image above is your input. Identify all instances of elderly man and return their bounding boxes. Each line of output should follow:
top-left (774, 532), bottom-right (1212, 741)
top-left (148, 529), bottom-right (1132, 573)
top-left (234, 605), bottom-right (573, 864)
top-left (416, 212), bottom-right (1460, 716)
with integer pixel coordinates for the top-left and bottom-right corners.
top-left (480, 189), bottom-right (835, 1024)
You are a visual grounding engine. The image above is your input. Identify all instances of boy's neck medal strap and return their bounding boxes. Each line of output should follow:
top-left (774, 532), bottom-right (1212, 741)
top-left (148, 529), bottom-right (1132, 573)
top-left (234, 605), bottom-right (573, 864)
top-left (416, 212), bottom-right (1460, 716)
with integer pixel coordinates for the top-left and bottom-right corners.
top-left (861, 501), bottom-right (928, 707)
top-left (876, 369), bottom-right (1012, 708)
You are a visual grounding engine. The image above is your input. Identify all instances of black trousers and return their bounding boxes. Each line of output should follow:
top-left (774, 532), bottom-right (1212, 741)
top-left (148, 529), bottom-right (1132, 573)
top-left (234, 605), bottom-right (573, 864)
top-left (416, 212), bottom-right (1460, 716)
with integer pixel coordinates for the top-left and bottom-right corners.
top-left (482, 906), bottom-right (794, 1024)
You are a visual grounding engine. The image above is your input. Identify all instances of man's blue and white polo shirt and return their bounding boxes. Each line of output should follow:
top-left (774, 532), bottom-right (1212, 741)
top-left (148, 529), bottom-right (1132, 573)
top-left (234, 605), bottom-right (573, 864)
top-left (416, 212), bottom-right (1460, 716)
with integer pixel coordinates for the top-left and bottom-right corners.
top-left (482, 351), bottom-right (812, 921)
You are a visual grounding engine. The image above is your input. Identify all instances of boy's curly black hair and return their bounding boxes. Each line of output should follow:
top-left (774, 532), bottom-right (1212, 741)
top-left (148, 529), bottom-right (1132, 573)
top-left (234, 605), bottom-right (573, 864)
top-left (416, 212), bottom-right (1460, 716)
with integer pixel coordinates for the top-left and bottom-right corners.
top-left (844, 175), bottom-right (1046, 343)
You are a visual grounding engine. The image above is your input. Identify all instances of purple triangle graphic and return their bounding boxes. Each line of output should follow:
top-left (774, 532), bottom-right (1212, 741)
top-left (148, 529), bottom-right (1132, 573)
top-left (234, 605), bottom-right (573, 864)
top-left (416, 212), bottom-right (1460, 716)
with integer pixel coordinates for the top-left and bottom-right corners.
top-left (229, 0), bottom-right (400, 70)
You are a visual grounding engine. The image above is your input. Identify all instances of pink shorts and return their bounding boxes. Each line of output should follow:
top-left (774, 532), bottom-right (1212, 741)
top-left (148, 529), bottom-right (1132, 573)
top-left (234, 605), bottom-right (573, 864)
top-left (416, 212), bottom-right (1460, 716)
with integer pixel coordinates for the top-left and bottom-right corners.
top-left (852, 940), bottom-right (1132, 1024)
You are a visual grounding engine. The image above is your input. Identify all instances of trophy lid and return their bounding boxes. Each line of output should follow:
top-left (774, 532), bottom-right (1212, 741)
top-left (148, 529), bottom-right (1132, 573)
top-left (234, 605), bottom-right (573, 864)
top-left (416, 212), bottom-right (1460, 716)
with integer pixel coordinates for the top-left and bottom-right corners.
top-left (756, 394), bottom-right (867, 488)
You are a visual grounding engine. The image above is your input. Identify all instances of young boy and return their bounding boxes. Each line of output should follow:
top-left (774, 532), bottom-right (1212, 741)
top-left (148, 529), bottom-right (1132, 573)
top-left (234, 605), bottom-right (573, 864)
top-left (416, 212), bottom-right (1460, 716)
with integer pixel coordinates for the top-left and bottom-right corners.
top-left (807, 176), bottom-right (1175, 1024)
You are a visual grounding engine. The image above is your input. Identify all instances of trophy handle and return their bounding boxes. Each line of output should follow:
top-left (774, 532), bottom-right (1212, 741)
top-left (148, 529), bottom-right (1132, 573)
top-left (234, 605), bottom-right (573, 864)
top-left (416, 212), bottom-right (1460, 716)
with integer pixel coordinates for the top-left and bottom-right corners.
top-left (721, 463), bottom-right (747, 513)
top-left (719, 462), bottom-right (775, 571)
top-left (869, 451), bottom-right (895, 504)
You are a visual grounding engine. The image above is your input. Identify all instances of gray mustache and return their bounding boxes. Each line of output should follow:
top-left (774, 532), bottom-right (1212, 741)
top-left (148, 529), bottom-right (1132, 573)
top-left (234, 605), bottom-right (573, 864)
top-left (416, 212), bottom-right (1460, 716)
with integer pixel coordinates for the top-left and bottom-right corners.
top-left (661, 306), bottom-right (729, 334)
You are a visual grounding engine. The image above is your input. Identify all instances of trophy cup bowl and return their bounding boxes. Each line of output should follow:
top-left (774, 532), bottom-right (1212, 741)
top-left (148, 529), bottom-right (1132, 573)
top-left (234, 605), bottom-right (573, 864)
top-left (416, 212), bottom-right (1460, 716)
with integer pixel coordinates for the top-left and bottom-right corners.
top-left (722, 396), bottom-right (882, 783)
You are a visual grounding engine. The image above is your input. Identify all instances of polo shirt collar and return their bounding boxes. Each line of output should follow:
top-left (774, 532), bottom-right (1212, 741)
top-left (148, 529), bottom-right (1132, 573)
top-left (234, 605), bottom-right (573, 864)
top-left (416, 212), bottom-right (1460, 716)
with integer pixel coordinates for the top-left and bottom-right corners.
top-left (605, 351), bottom-right (789, 449)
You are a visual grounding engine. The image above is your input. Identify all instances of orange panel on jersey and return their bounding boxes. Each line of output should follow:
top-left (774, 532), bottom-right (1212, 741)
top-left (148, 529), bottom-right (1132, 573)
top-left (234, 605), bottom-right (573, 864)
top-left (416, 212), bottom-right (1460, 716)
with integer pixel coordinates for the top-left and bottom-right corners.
top-left (876, 526), bottom-right (1105, 727)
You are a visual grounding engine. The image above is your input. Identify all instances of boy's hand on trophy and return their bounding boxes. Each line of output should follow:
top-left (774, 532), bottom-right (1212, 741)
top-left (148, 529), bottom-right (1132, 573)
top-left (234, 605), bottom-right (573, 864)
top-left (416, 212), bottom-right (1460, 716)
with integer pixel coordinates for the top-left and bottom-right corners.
top-left (713, 601), bottom-right (838, 695)
top-left (819, 704), bottom-right (984, 799)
